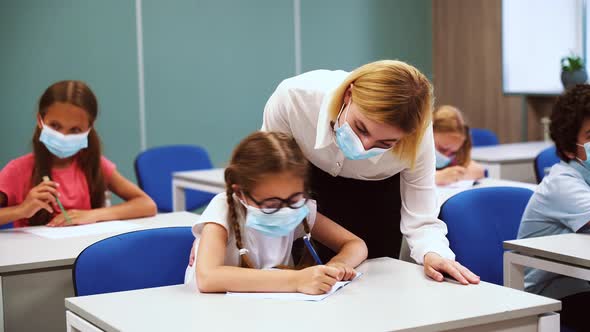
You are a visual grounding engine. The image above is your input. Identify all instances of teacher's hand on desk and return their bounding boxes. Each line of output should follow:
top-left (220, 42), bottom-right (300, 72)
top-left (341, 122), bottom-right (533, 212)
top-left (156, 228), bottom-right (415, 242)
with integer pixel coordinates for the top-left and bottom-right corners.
top-left (424, 252), bottom-right (480, 285)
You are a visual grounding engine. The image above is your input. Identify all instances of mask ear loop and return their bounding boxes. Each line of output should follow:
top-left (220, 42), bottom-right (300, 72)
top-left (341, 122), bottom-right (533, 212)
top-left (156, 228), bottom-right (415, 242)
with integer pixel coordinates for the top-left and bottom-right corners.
top-left (576, 143), bottom-right (587, 164)
top-left (335, 98), bottom-right (352, 127)
top-left (234, 192), bottom-right (249, 208)
top-left (343, 98), bottom-right (351, 122)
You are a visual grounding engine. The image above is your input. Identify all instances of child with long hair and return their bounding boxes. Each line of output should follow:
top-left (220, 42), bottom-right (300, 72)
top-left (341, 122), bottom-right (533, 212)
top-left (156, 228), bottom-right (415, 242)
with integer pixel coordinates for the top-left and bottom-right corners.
top-left (0, 80), bottom-right (156, 227)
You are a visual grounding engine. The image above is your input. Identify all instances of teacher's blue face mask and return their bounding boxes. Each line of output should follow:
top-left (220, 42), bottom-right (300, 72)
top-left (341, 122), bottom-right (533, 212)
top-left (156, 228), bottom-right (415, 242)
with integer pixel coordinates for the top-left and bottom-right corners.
top-left (334, 100), bottom-right (390, 160)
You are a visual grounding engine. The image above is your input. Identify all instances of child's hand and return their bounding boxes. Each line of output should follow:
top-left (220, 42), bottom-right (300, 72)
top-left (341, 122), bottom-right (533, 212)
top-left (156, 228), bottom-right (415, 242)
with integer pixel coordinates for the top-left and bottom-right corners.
top-left (47, 209), bottom-right (97, 227)
top-left (18, 181), bottom-right (59, 218)
top-left (326, 261), bottom-right (357, 281)
top-left (295, 265), bottom-right (340, 295)
top-left (437, 166), bottom-right (467, 185)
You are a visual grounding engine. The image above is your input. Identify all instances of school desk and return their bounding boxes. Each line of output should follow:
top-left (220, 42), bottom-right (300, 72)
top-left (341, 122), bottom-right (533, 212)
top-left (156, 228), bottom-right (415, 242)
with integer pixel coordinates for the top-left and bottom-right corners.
top-left (64, 257), bottom-right (560, 332)
top-left (504, 233), bottom-right (590, 290)
top-left (0, 212), bottom-right (195, 332)
top-left (471, 141), bottom-right (554, 183)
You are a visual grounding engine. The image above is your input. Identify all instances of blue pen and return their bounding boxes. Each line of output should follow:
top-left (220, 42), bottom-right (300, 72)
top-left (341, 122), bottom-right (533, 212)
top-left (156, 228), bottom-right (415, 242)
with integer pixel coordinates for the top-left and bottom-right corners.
top-left (303, 234), bottom-right (323, 265)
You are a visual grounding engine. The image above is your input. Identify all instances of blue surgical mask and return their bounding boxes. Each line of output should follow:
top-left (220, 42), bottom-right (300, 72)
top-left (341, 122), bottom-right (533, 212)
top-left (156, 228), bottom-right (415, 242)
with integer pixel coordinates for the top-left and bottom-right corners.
top-left (435, 150), bottom-right (452, 169)
top-left (39, 122), bottom-right (90, 159)
top-left (238, 195), bottom-right (309, 237)
top-left (334, 100), bottom-right (390, 160)
top-left (571, 142), bottom-right (590, 185)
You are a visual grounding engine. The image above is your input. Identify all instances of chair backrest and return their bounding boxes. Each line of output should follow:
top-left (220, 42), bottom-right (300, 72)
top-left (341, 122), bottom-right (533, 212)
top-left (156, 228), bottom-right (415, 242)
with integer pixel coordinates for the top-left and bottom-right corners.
top-left (135, 145), bottom-right (215, 212)
top-left (439, 187), bottom-right (533, 285)
top-left (470, 128), bottom-right (499, 147)
top-left (73, 227), bottom-right (194, 296)
top-left (534, 146), bottom-right (559, 183)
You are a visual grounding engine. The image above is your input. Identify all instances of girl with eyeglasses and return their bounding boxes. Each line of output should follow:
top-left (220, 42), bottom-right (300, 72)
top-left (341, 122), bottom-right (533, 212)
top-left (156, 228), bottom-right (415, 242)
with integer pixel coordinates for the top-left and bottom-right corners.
top-left (184, 131), bottom-right (367, 294)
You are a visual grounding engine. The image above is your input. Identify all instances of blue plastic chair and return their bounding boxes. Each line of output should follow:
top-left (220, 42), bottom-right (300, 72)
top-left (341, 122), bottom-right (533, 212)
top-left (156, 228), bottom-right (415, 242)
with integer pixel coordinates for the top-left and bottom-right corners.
top-left (439, 187), bottom-right (533, 285)
top-left (135, 145), bottom-right (215, 212)
top-left (534, 146), bottom-right (559, 183)
top-left (73, 227), bottom-right (194, 296)
top-left (470, 128), bottom-right (499, 147)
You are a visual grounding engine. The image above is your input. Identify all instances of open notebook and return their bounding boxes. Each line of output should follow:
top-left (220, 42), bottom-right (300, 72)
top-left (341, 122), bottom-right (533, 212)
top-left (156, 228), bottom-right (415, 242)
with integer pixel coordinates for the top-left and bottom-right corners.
top-left (226, 272), bottom-right (363, 302)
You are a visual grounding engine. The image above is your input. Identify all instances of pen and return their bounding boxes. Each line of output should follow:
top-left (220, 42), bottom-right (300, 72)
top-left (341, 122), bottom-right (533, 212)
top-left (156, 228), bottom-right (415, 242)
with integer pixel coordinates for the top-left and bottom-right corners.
top-left (42, 176), bottom-right (71, 225)
top-left (303, 234), bottom-right (323, 265)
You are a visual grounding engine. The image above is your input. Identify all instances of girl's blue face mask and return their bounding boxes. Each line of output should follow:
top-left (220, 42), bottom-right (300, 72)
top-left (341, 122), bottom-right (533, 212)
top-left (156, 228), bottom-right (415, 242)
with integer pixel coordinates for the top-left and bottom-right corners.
top-left (39, 122), bottom-right (90, 159)
top-left (238, 194), bottom-right (309, 237)
top-left (334, 100), bottom-right (391, 160)
top-left (435, 150), bottom-right (453, 169)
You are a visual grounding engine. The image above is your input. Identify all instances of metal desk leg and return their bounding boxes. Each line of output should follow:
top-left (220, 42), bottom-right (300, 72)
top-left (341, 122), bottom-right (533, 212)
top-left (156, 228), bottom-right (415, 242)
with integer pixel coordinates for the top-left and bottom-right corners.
top-left (172, 179), bottom-right (186, 212)
top-left (504, 251), bottom-right (525, 290)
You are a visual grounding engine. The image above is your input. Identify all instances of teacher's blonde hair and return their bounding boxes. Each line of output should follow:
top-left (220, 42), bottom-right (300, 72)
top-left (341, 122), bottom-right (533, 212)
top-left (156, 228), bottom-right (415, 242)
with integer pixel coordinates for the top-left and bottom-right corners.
top-left (328, 60), bottom-right (433, 167)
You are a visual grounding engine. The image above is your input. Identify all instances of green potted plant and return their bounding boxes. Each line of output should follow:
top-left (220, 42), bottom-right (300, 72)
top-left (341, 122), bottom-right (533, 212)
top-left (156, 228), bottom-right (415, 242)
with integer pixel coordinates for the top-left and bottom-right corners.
top-left (561, 53), bottom-right (587, 90)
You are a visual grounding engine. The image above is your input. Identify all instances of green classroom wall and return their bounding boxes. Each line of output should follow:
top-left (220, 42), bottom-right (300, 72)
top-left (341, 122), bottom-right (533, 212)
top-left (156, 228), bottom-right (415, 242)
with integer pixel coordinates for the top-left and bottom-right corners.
top-left (301, 0), bottom-right (433, 77)
top-left (0, 0), bottom-right (432, 192)
top-left (141, 0), bottom-right (295, 166)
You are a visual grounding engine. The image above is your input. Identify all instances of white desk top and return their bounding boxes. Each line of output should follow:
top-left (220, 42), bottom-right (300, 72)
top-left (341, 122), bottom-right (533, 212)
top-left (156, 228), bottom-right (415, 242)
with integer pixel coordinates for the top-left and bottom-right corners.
top-left (437, 178), bottom-right (536, 206)
top-left (0, 212), bottom-right (196, 273)
top-left (471, 141), bottom-right (553, 163)
top-left (174, 168), bottom-right (225, 186)
top-left (504, 233), bottom-right (590, 268)
top-left (66, 257), bottom-right (560, 332)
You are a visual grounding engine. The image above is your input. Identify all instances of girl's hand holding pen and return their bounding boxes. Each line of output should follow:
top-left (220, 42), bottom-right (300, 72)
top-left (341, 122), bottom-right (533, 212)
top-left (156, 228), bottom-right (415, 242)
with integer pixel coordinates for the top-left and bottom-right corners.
top-left (294, 265), bottom-right (341, 295)
top-left (18, 181), bottom-right (59, 218)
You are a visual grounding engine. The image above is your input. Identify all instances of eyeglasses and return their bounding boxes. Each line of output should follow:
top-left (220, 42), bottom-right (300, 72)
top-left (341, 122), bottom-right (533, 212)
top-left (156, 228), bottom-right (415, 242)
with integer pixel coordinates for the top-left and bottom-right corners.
top-left (243, 191), bottom-right (309, 214)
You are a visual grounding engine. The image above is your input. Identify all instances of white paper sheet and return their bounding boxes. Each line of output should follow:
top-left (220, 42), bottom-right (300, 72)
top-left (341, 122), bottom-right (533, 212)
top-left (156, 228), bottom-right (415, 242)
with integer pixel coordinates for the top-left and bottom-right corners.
top-left (226, 273), bottom-right (362, 302)
top-left (23, 221), bottom-right (140, 239)
top-left (441, 180), bottom-right (476, 189)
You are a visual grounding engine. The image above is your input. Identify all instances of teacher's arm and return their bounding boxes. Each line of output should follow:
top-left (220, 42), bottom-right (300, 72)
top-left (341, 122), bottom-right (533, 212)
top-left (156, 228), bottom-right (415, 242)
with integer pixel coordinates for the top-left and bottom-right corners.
top-left (400, 125), bottom-right (480, 285)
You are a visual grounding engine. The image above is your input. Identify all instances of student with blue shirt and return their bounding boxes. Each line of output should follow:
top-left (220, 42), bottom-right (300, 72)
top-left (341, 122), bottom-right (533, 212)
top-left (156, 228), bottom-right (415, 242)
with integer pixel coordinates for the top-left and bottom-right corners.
top-left (518, 84), bottom-right (590, 332)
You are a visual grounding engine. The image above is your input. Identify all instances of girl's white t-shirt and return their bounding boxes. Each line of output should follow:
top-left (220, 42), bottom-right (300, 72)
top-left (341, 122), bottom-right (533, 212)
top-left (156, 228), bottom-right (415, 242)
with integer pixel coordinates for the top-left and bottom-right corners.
top-left (184, 192), bottom-right (317, 288)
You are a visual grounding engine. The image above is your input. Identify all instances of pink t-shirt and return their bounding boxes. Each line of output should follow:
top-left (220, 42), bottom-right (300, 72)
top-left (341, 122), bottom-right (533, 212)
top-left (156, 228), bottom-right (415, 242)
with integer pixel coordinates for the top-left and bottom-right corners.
top-left (0, 153), bottom-right (116, 227)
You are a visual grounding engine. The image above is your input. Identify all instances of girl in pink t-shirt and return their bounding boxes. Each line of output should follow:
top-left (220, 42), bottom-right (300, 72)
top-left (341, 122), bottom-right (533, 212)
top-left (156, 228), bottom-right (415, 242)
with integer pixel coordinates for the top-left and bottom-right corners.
top-left (0, 80), bottom-right (156, 227)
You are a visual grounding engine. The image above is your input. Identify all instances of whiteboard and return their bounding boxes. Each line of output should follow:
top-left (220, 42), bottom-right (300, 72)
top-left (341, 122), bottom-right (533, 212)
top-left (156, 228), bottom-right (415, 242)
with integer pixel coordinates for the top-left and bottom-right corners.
top-left (502, 0), bottom-right (584, 95)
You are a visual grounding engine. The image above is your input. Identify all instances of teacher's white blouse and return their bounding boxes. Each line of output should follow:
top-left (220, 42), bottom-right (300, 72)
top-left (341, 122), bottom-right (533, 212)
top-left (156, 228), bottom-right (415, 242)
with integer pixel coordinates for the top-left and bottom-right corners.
top-left (261, 69), bottom-right (454, 264)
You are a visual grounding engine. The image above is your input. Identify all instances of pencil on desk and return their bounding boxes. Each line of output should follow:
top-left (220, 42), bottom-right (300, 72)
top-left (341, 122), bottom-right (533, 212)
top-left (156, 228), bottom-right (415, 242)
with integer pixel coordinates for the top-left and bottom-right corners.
top-left (42, 176), bottom-right (71, 225)
top-left (303, 234), bottom-right (323, 265)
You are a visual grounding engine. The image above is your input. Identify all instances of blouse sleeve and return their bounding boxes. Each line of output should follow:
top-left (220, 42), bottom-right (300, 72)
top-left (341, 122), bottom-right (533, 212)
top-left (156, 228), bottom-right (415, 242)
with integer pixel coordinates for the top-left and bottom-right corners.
top-left (400, 124), bottom-right (455, 264)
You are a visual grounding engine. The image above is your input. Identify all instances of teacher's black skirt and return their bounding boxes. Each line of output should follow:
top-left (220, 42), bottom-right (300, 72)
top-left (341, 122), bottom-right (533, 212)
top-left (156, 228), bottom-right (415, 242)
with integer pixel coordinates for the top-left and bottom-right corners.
top-left (308, 163), bottom-right (402, 261)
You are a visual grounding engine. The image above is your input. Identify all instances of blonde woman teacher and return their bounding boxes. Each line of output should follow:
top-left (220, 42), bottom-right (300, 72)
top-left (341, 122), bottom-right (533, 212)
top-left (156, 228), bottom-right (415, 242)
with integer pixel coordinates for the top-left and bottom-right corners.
top-left (261, 60), bottom-right (479, 284)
